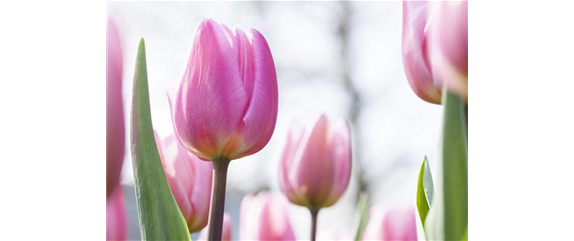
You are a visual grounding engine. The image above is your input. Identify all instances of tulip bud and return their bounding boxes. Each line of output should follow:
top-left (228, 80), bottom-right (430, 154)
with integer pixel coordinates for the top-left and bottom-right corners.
top-left (107, 17), bottom-right (125, 197)
top-left (155, 132), bottom-right (213, 233)
top-left (402, 0), bottom-right (468, 103)
top-left (279, 115), bottom-right (352, 210)
top-left (170, 18), bottom-right (278, 161)
top-left (362, 206), bottom-right (418, 240)
top-left (106, 186), bottom-right (128, 241)
top-left (198, 213), bottom-right (233, 241)
top-left (239, 192), bottom-right (296, 240)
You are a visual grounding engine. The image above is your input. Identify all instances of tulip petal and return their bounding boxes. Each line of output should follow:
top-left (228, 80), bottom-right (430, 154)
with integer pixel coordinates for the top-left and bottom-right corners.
top-left (107, 186), bottom-right (128, 241)
top-left (226, 29), bottom-right (279, 160)
top-left (279, 124), bottom-right (308, 206)
top-left (107, 17), bottom-right (125, 197)
top-left (174, 19), bottom-right (248, 159)
top-left (326, 120), bottom-right (352, 205)
top-left (402, 0), bottom-right (442, 104)
top-left (156, 133), bottom-right (193, 221)
top-left (291, 115), bottom-right (335, 207)
top-left (187, 156), bottom-right (213, 232)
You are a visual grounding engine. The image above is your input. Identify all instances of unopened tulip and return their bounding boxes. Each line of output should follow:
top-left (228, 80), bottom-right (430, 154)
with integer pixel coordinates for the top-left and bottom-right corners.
top-left (239, 192), bottom-right (296, 240)
top-left (170, 18), bottom-right (278, 161)
top-left (106, 186), bottom-right (128, 241)
top-left (198, 213), bottom-right (233, 241)
top-left (362, 206), bottom-right (417, 241)
top-left (107, 17), bottom-right (125, 197)
top-left (402, 0), bottom-right (468, 103)
top-left (279, 115), bottom-right (352, 210)
top-left (155, 132), bottom-right (213, 233)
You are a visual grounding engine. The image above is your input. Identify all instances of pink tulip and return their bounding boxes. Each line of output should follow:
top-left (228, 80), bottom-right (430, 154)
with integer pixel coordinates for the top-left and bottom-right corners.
top-left (198, 213), bottom-right (233, 241)
top-left (107, 17), bottom-right (125, 197)
top-left (362, 206), bottom-right (418, 241)
top-left (155, 132), bottom-right (213, 233)
top-left (170, 18), bottom-right (278, 161)
top-left (106, 185), bottom-right (128, 241)
top-left (279, 115), bottom-right (352, 209)
top-left (402, 0), bottom-right (468, 103)
top-left (239, 192), bottom-right (296, 240)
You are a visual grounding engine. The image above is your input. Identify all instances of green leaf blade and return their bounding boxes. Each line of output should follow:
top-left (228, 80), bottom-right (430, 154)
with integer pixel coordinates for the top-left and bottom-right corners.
top-left (416, 156), bottom-right (434, 227)
top-left (353, 192), bottom-right (369, 241)
top-left (130, 38), bottom-right (191, 240)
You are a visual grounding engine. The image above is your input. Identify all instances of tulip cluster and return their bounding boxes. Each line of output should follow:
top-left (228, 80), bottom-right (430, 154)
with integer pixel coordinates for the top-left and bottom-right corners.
top-left (112, 0), bottom-right (469, 237)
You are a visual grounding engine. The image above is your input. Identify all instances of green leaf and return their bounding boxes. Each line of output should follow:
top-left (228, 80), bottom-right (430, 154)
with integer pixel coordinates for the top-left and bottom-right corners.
top-left (416, 156), bottom-right (434, 227)
top-left (353, 192), bottom-right (369, 241)
top-left (130, 38), bottom-right (191, 240)
top-left (425, 89), bottom-right (468, 240)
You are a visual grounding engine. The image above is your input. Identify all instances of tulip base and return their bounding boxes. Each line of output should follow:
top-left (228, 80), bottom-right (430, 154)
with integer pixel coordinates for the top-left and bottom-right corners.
top-left (310, 208), bottom-right (319, 241)
top-left (208, 157), bottom-right (230, 241)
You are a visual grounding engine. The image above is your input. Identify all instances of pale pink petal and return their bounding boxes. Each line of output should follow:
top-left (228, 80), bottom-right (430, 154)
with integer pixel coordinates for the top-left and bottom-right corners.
top-left (402, 0), bottom-right (442, 104)
top-left (430, 0), bottom-right (468, 99)
top-left (326, 120), bottom-right (352, 206)
top-left (106, 17), bottom-right (125, 197)
top-left (106, 186), bottom-right (128, 241)
top-left (278, 123), bottom-right (307, 205)
top-left (187, 155), bottom-right (213, 232)
top-left (228, 29), bottom-right (279, 160)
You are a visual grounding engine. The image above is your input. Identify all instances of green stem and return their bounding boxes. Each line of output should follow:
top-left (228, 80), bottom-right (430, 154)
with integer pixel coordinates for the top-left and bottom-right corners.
top-left (310, 208), bottom-right (319, 241)
top-left (207, 157), bottom-right (230, 241)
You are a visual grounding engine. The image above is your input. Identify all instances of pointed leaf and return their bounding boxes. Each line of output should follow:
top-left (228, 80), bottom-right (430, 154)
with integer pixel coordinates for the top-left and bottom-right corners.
top-left (416, 156), bottom-right (434, 227)
top-left (130, 39), bottom-right (191, 240)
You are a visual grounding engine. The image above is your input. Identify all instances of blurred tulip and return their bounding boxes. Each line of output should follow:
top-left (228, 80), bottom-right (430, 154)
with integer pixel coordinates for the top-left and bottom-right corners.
top-left (362, 206), bottom-right (417, 241)
top-left (402, 0), bottom-right (468, 103)
top-left (239, 192), bottom-right (296, 240)
top-left (106, 185), bottom-right (128, 241)
top-left (155, 132), bottom-right (213, 233)
top-left (279, 115), bottom-right (352, 209)
top-left (170, 18), bottom-right (278, 161)
top-left (198, 213), bottom-right (233, 241)
top-left (107, 17), bottom-right (125, 197)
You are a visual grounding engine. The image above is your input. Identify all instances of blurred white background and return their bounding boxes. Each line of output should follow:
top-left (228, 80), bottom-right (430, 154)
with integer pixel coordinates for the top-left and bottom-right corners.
top-left (109, 1), bottom-right (443, 240)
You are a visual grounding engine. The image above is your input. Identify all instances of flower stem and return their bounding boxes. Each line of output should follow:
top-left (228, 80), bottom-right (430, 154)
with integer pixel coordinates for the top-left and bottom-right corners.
top-left (310, 208), bottom-right (320, 241)
top-left (208, 157), bottom-right (230, 241)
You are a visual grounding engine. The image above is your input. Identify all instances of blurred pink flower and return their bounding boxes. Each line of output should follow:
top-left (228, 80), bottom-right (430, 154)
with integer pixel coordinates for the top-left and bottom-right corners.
top-left (402, 0), bottom-right (468, 103)
top-left (239, 192), bottom-right (296, 240)
top-left (170, 18), bottom-right (278, 161)
top-left (106, 17), bottom-right (125, 197)
top-left (362, 206), bottom-right (418, 241)
top-left (155, 132), bottom-right (213, 233)
top-left (106, 185), bottom-right (128, 241)
top-left (198, 213), bottom-right (233, 241)
top-left (279, 115), bottom-right (352, 209)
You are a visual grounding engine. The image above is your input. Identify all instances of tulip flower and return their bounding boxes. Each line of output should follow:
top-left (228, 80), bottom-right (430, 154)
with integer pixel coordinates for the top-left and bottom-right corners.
top-left (106, 185), bottom-right (128, 241)
top-left (198, 213), bottom-right (233, 241)
top-left (170, 18), bottom-right (278, 240)
top-left (278, 114), bottom-right (352, 241)
top-left (155, 132), bottom-right (213, 233)
top-left (239, 192), bottom-right (296, 240)
top-left (107, 17), bottom-right (125, 197)
top-left (362, 206), bottom-right (417, 241)
top-left (402, 0), bottom-right (468, 103)
top-left (169, 18), bottom-right (278, 161)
